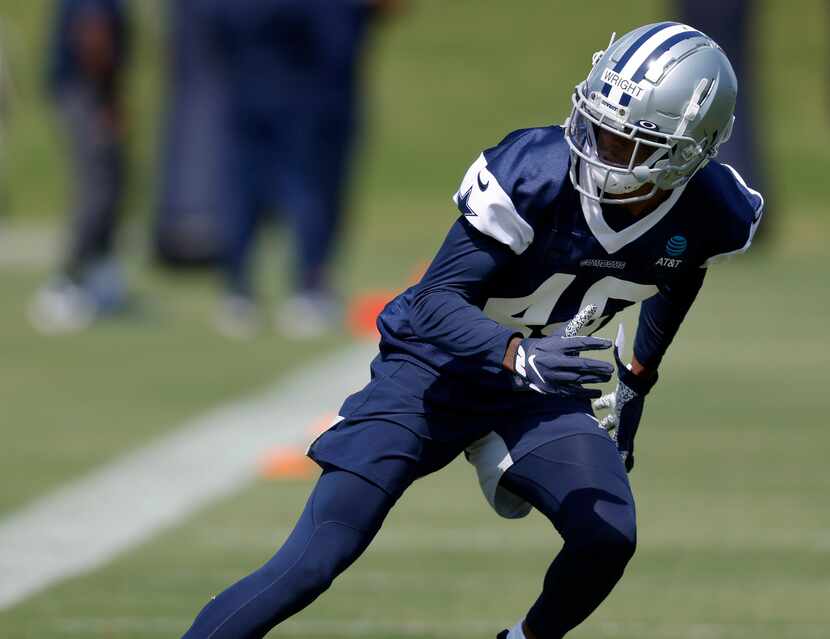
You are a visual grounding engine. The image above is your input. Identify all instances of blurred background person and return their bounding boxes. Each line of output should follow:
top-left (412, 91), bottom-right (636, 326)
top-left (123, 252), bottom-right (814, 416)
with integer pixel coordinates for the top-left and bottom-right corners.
top-left (29, 0), bottom-right (130, 333)
top-left (152, 0), bottom-right (228, 269)
top-left (209, 0), bottom-right (400, 340)
top-left (678, 0), bottom-right (772, 240)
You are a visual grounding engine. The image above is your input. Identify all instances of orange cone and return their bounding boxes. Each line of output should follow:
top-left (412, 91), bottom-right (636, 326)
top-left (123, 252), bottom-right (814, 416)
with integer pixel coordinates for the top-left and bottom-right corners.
top-left (346, 290), bottom-right (395, 338)
top-left (259, 447), bottom-right (316, 480)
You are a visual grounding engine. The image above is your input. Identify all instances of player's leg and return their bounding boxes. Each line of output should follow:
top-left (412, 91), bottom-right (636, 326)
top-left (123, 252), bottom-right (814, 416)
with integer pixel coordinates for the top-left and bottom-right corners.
top-left (181, 467), bottom-right (407, 639)
top-left (283, 9), bottom-right (362, 298)
top-left (182, 368), bottom-right (441, 639)
top-left (29, 89), bottom-right (126, 332)
top-left (273, 115), bottom-right (348, 338)
top-left (59, 89), bottom-right (124, 284)
top-left (213, 113), bottom-right (273, 337)
top-left (501, 433), bottom-right (636, 639)
top-left (221, 125), bottom-right (267, 302)
top-left (182, 355), bottom-right (471, 637)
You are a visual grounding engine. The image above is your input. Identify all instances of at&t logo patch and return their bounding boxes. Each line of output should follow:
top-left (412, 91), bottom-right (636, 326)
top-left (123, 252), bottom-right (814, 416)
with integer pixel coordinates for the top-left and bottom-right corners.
top-left (665, 235), bottom-right (687, 257)
top-left (656, 235), bottom-right (687, 268)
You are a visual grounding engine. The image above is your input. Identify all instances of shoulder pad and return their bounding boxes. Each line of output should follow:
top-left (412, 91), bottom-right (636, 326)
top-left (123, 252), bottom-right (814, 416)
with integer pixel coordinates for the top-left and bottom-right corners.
top-left (452, 126), bottom-right (569, 255)
top-left (696, 162), bottom-right (764, 267)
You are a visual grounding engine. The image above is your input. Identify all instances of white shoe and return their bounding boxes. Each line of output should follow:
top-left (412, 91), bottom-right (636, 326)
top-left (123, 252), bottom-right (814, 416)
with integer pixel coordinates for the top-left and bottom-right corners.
top-left (214, 294), bottom-right (261, 340)
top-left (275, 291), bottom-right (342, 340)
top-left (28, 279), bottom-right (96, 334)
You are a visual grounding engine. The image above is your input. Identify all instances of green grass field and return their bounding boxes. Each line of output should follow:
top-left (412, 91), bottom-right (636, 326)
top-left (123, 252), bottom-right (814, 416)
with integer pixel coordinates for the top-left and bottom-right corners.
top-left (1, 1), bottom-right (829, 637)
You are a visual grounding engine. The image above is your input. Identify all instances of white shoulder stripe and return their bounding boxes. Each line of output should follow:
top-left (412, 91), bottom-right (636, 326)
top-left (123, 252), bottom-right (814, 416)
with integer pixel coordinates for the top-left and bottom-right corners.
top-left (453, 153), bottom-right (534, 255)
top-left (702, 163), bottom-right (765, 267)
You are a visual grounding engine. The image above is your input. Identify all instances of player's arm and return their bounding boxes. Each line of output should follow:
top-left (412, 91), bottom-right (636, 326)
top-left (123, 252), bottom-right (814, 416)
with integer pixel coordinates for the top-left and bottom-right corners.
top-left (633, 267), bottom-right (706, 371)
top-left (594, 268), bottom-right (706, 471)
top-left (408, 217), bottom-right (520, 370)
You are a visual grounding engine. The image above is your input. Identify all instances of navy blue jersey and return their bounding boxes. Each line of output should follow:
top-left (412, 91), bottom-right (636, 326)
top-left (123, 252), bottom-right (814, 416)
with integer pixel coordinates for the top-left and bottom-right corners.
top-left (378, 125), bottom-right (763, 398)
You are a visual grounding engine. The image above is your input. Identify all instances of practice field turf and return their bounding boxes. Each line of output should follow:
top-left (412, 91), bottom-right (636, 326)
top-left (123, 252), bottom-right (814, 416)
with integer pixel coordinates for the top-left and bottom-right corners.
top-left (1, 0), bottom-right (828, 637)
top-left (3, 255), bottom-right (829, 639)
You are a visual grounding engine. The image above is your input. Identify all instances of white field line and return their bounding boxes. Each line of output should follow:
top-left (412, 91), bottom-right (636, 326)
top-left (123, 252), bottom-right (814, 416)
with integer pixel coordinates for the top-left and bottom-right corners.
top-left (0, 225), bottom-right (59, 267)
top-left (0, 341), bottom-right (377, 611)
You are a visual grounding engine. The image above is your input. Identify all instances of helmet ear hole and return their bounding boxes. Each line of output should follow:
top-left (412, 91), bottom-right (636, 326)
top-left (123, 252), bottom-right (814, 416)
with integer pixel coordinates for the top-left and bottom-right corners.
top-left (697, 78), bottom-right (715, 106)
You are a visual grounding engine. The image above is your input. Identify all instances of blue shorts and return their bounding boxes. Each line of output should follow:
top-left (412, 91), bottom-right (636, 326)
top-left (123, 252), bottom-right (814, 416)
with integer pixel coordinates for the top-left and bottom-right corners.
top-left (307, 356), bottom-right (614, 495)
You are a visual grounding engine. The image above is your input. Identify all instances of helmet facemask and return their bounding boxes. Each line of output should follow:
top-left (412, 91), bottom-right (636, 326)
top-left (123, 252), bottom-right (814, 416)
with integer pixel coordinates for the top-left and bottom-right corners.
top-left (565, 84), bottom-right (708, 204)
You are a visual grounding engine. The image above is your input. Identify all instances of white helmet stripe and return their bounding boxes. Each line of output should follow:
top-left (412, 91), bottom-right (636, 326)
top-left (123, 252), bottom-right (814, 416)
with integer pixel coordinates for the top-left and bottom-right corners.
top-left (607, 24), bottom-right (695, 104)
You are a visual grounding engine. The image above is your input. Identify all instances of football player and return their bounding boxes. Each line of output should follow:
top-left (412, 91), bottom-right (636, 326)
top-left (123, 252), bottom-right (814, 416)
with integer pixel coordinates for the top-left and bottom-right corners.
top-left (182, 22), bottom-right (763, 639)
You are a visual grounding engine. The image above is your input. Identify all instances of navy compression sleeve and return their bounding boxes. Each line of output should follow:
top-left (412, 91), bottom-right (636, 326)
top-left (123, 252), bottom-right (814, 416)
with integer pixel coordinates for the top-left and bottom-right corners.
top-left (408, 218), bottom-right (519, 369)
top-left (633, 268), bottom-right (706, 370)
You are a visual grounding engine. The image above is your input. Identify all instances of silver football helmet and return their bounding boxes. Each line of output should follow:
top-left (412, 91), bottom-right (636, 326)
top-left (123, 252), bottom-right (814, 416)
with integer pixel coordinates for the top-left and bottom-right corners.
top-left (564, 22), bottom-right (738, 204)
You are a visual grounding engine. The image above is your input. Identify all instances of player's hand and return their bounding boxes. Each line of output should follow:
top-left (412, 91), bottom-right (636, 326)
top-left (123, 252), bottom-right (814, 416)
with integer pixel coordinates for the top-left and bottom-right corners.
top-left (513, 305), bottom-right (613, 399)
top-left (593, 324), bottom-right (658, 472)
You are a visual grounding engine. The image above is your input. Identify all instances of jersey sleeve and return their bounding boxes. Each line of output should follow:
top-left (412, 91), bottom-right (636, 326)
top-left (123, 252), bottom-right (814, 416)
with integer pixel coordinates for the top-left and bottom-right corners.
top-left (701, 163), bottom-right (764, 267)
top-left (451, 127), bottom-right (570, 255)
top-left (408, 218), bottom-right (520, 372)
top-left (633, 268), bottom-right (706, 370)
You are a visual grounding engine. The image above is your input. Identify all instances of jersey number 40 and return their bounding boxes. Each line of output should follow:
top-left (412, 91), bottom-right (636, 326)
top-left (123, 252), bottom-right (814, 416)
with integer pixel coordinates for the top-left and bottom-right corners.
top-left (484, 273), bottom-right (657, 336)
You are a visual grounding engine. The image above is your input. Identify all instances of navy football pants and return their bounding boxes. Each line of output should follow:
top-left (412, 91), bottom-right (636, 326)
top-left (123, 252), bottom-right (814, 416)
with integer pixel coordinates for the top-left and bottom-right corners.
top-left (181, 433), bottom-right (636, 639)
